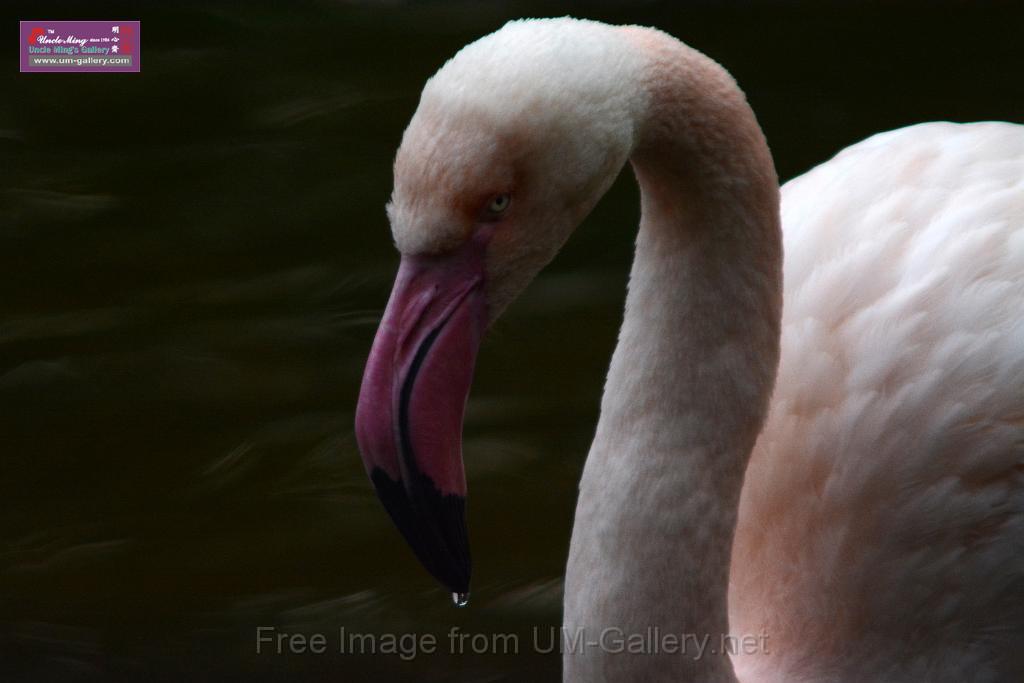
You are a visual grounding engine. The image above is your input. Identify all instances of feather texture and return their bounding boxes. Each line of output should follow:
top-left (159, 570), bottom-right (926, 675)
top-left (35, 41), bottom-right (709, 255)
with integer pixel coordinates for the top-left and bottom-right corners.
top-left (731, 122), bottom-right (1024, 683)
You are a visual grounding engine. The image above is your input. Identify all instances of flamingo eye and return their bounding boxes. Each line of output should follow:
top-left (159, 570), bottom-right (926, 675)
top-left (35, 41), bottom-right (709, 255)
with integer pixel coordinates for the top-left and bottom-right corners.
top-left (487, 194), bottom-right (511, 214)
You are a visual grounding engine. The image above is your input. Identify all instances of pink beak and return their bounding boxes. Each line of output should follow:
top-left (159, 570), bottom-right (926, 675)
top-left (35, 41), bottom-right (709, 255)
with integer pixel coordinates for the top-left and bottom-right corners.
top-left (354, 231), bottom-right (489, 595)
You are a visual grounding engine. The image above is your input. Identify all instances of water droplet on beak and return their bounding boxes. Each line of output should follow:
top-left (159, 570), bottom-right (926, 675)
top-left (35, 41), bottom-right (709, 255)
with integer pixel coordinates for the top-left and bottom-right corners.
top-left (452, 591), bottom-right (469, 608)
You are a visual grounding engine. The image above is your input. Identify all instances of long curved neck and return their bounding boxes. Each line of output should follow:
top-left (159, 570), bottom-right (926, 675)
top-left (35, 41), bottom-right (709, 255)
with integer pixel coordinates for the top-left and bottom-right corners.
top-left (564, 30), bottom-right (782, 683)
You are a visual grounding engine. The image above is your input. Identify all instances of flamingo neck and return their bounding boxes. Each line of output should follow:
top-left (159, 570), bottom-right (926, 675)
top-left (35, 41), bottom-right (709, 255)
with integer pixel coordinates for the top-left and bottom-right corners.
top-left (563, 30), bottom-right (782, 682)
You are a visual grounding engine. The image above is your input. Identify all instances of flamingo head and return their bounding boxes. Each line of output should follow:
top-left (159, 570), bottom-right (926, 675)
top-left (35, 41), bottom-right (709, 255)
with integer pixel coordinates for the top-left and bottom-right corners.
top-left (354, 18), bottom-right (648, 596)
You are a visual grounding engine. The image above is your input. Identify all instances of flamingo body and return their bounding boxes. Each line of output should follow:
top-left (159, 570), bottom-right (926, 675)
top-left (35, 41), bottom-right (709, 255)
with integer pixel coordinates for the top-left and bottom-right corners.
top-left (732, 122), bottom-right (1024, 682)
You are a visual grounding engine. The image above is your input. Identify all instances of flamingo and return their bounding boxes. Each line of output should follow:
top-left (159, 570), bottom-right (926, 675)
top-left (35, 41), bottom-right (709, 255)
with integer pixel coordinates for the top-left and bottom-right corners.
top-left (354, 18), bottom-right (1024, 682)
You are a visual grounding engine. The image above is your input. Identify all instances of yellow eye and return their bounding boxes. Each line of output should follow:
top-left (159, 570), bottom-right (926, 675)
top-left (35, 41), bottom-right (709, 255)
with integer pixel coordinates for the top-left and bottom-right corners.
top-left (488, 194), bottom-right (511, 213)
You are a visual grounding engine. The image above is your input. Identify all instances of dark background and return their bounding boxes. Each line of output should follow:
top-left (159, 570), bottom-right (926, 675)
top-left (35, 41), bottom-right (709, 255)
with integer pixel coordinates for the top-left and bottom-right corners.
top-left (1, 1), bottom-right (1022, 681)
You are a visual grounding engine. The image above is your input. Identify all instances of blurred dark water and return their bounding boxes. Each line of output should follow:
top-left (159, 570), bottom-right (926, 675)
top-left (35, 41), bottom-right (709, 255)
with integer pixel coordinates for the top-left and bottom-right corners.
top-left (0, 1), bottom-right (1021, 681)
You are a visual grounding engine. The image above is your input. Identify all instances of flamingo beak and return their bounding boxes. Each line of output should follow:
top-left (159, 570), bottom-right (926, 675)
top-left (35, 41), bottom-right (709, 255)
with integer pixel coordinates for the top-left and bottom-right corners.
top-left (354, 233), bottom-right (489, 595)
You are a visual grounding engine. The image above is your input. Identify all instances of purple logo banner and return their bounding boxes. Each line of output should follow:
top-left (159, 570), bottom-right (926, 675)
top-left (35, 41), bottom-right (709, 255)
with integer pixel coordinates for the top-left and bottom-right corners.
top-left (20, 20), bottom-right (140, 73)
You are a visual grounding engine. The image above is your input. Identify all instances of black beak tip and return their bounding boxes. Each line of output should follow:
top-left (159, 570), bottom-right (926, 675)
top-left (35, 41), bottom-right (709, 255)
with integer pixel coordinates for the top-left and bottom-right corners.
top-left (369, 468), bottom-right (471, 594)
